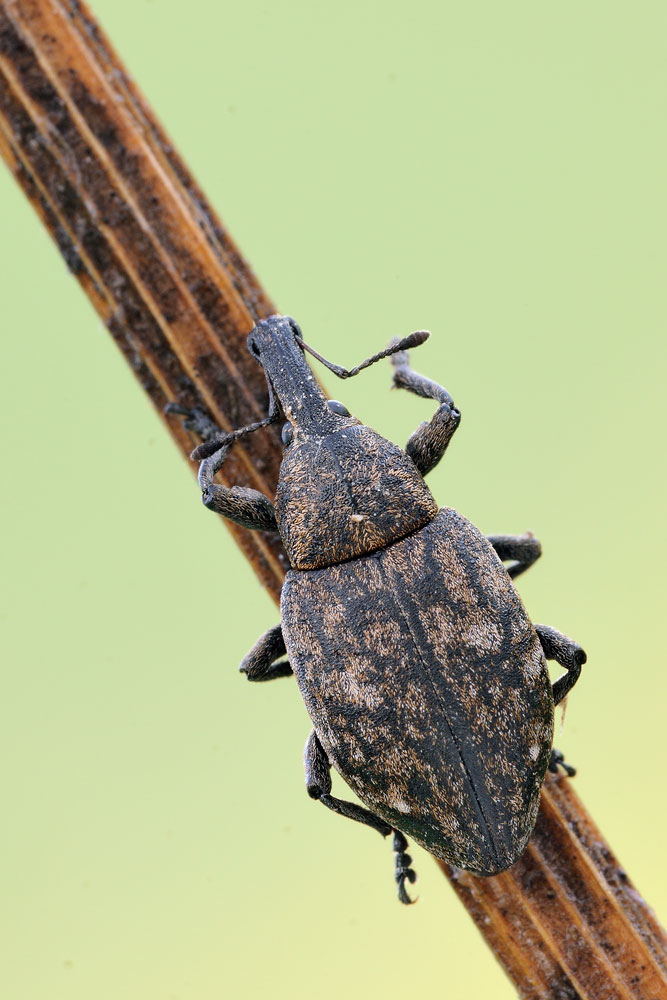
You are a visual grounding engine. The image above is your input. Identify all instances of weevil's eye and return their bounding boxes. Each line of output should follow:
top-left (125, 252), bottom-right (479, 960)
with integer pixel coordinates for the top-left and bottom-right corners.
top-left (288, 318), bottom-right (302, 339)
top-left (281, 422), bottom-right (294, 446)
top-left (327, 400), bottom-right (350, 416)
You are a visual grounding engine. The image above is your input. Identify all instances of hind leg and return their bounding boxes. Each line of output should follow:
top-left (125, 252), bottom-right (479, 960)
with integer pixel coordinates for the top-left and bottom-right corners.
top-left (304, 730), bottom-right (417, 904)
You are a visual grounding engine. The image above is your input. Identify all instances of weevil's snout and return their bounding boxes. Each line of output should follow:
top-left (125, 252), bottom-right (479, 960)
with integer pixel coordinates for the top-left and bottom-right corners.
top-left (246, 315), bottom-right (302, 364)
top-left (246, 315), bottom-right (349, 440)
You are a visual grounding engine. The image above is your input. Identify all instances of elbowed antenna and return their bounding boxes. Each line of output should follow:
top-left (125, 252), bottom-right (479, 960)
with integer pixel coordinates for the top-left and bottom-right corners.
top-left (294, 330), bottom-right (430, 380)
top-left (186, 380), bottom-right (281, 462)
top-left (177, 327), bottom-right (430, 460)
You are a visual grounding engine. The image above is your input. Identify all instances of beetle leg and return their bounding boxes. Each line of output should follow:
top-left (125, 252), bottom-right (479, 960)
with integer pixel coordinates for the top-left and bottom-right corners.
top-left (487, 533), bottom-right (542, 579)
top-left (392, 830), bottom-right (418, 905)
top-left (304, 730), bottom-right (417, 904)
top-left (199, 443), bottom-right (278, 530)
top-left (535, 624), bottom-right (587, 706)
top-left (164, 403), bottom-right (220, 441)
top-left (239, 625), bottom-right (293, 682)
top-left (548, 748), bottom-right (576, 777)
top-left (389, 349), bottom-right (461, 476)
top-left (165, 404), bottom-right (278, 531)
top-left (304, 730), bottom-right (392, 836)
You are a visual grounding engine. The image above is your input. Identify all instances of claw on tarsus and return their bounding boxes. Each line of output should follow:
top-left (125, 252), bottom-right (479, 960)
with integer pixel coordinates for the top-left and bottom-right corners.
top-left (549, 748), bottom-right (576, 778)
top-left (393, 830), bottom-right (418, 905)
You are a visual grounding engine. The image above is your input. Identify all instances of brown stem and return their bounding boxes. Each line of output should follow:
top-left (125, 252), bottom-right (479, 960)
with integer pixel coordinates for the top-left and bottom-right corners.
top-left (0, 0), bottom-right (286, 598)
top-left (0, 3), bottom-right (665, 997)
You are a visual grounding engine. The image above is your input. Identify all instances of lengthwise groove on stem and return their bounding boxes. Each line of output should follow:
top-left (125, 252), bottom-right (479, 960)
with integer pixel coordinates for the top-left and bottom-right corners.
top-left (0, 0), bottom-right (286, 597)
top-left (0, 2), bottom-right (665, 997)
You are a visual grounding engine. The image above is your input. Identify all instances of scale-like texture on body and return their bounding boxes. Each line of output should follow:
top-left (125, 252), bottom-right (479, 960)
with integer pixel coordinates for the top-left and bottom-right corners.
top-left (281, 507), bottom-right (553, 874)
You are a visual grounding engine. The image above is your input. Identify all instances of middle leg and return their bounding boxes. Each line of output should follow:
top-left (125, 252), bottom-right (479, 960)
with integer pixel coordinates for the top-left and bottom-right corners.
top-left (536, 624), bottom-right (586, 705)
top-left (537, 626), bottom-right (586, 778)
top-left (487, 533), bottom-right (542, 579)
top-left (240, 625), bottom-right (293, 682)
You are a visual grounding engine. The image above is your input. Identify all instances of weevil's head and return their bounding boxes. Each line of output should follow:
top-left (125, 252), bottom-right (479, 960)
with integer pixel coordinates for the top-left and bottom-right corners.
top-left (246, 315), bottom-right (360, 440)
top-left (247, 315), bottom-right (437, 570)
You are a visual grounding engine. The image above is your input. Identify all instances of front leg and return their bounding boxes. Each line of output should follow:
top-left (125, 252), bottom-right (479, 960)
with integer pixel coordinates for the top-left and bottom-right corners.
top-left (304, 730), bottom-right (417, 904)
top-left (390, 347), bottom-right (461, 476)
top-left (166, 404), bottom-right (278, 531)
top-left (198, 442), bottom-right (277, 530)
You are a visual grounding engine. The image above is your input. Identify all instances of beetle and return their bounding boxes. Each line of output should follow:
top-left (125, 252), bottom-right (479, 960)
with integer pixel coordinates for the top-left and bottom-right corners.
top-left (168, 314), bottom-right (585, 903)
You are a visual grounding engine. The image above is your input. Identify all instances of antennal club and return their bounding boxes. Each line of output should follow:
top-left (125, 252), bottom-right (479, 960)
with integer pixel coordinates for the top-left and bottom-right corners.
top-left (295, 330), bottom-right (430, 380)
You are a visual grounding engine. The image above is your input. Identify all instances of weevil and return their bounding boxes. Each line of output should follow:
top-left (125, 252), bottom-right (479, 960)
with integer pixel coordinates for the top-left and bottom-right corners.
top-left (168, 314), bottom-right (586, 903)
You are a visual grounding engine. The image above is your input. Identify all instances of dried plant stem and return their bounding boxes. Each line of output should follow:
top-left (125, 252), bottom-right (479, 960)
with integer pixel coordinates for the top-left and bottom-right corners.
top-left (1, 2), bottom-right (665, 997)
top-left (0, 0), bottom-right (285, 596)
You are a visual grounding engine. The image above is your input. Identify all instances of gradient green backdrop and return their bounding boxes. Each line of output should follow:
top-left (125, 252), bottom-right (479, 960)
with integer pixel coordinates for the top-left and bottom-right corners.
top-left (2, 2), bottom-right (666, 997)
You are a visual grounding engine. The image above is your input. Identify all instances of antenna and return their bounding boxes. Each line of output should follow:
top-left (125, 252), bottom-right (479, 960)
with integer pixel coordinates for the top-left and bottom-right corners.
top-left (186, 382), bottom-right (281, 461)
top-left (295, 330), bottom-right (430, 379)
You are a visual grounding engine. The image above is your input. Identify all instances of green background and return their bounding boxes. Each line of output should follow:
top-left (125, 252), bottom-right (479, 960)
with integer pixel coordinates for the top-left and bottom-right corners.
top-left (2, 2), bottom-right (666, 997)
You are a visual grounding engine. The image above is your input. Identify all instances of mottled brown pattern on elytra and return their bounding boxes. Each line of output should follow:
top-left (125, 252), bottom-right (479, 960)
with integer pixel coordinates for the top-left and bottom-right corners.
top-left (4, 3), bottom-right (664, 993)
top-left (276, 425), bottom-right (438, 569)
top-left (281, 507), bottom-right (553, 874)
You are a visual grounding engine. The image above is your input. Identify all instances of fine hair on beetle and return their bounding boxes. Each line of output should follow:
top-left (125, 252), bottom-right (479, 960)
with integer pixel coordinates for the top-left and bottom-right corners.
top-left (170, 313), bottom-right (585, 905)
top-left (190, 324), bottom-right (430, 462)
